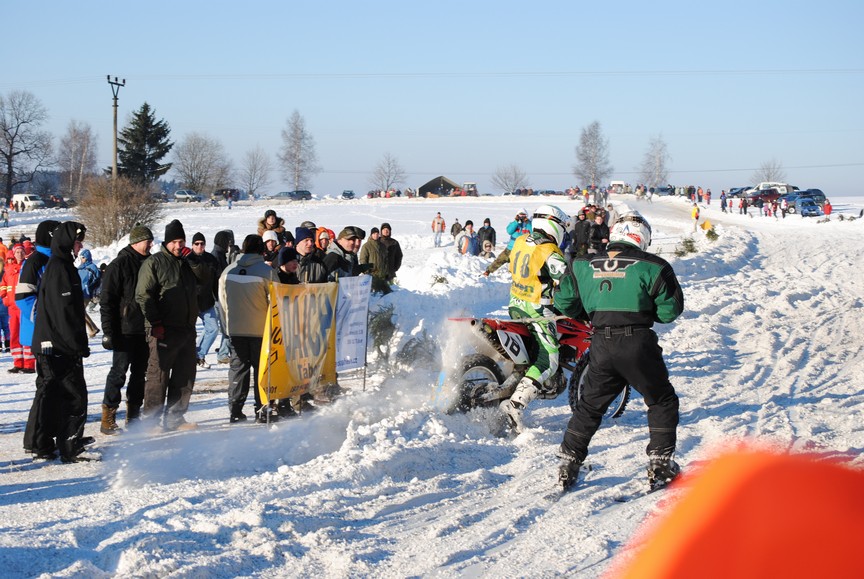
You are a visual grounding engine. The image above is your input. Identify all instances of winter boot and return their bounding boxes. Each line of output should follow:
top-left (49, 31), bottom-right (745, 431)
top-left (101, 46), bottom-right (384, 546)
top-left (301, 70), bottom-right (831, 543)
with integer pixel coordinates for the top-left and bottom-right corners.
top-left (125, 403), bottom-right (141, 426)
top-left (100, 404), bottom-right (123, 435)
top-left (229, 404), bottom-right (248, 424)
top-left (499, 377), bottom-right (539, 433)
top-left (647, 451), bottom-right (681, 491)
top-left (558, 449), bottom-right (584, 491)
top-left (58, 436), bottom-right (87, 463)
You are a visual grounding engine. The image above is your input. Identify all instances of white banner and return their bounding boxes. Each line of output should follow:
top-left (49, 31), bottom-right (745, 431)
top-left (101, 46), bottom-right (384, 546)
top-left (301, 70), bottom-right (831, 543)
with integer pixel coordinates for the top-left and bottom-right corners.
top-left (335, 275), bottom-right (372, 372)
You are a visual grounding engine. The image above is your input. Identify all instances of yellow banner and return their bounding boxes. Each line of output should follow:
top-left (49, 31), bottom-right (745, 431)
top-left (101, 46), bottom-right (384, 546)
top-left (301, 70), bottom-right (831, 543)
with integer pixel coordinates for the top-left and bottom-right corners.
top-left (258, 282), bottom-right (338, 403)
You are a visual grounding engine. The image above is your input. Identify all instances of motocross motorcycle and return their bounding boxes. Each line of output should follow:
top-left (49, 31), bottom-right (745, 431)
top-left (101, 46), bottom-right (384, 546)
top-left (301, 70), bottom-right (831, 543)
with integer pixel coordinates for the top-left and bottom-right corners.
top-left (440, 316), bottom-right (630, 420)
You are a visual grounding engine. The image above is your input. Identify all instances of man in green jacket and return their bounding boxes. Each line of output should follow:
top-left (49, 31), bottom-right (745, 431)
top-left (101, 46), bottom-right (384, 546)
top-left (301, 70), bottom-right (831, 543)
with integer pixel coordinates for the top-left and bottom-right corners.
top-left (135, 219), bottom-right (199, 431)
top-left (358, 227), bottom-right (389, 294)
top-left (555, 210), bottom-right (684, 491)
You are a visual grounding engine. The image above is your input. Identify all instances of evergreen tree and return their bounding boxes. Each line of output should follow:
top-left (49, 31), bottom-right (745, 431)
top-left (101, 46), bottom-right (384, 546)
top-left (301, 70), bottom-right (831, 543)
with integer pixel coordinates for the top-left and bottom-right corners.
top-left (117, 102), bottom-right (173, 185)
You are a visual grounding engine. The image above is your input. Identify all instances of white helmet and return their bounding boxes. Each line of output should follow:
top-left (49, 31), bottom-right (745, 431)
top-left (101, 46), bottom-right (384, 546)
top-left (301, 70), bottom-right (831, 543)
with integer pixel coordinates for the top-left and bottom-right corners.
top-left (532, 204), bottom-right (569, 246)
top-left (609, 211), bottom-right (652, 251)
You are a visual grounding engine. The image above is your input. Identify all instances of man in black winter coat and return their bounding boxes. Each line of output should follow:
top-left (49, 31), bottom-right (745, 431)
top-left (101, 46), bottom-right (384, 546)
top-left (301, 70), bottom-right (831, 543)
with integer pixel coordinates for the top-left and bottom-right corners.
top-left (31, 221), bottom-right (93, 463)
top-left (570, 212), bottom-right (591, 258)
top-left (21, 219), bottom-right (60, 455)
top-left (588, 213), bottom-right (610, 254)
top-left (378, 223), bottom-right (403, 284)
top-left (98, 224), bottom-right (154, 435)
top-left (477, 218), bottom-right (497, 249)
top-left (211, 230), bottom-right (235, 272)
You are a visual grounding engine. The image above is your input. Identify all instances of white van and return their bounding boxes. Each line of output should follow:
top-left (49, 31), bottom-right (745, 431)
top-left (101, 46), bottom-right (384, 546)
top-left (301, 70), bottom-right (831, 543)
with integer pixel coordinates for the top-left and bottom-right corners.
top-left (11, 193), bottom-right (45, 210)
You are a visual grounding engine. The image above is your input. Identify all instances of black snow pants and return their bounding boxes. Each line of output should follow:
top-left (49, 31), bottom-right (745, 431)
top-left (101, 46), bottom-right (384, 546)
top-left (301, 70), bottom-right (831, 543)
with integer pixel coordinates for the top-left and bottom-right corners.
top-left (34, 353), bottom-right (88, 459)
top-left (102, 334), bottom-right (148, 409)
top-left (227, 335), bottom-right (263, 415)
top-left (561, 327), bottom-right (679, 462)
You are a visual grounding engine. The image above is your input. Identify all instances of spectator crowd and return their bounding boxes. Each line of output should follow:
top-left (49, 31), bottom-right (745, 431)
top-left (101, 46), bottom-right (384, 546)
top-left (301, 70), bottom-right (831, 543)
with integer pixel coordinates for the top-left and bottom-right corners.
top-left (4, 210), bottom-right (407, 463)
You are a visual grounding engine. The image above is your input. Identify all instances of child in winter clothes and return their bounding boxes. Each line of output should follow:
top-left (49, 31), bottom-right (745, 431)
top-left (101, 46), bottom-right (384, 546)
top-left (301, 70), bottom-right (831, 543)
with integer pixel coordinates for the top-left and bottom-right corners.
top-left (77, 248), bottom-right (101, 337)
top-left (479, 240), bottom-right (496, 259)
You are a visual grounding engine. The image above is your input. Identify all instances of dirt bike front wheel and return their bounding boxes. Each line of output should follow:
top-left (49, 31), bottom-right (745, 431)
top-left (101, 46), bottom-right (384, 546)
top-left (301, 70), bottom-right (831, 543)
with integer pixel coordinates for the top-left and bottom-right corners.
top-left (568, 355), bottom-right (630, 419)
top-left (448, 354), bottom-right (506, 413)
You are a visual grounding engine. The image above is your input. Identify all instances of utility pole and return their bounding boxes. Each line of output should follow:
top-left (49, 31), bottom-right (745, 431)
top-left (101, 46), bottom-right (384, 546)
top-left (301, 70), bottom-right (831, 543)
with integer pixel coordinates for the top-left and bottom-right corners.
top-left (107, 75), bottom-right (126, 180)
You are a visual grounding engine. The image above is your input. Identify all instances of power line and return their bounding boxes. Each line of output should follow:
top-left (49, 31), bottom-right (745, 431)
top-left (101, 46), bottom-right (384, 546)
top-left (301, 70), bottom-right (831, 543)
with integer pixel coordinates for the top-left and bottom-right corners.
top-left (3, 68), bottom-right (863, 89)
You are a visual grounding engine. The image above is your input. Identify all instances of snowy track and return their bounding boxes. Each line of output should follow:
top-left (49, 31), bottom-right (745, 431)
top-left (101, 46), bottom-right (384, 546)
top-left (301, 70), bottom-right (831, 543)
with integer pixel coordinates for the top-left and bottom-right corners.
top-left (1, 196), bottom-right (863, 577)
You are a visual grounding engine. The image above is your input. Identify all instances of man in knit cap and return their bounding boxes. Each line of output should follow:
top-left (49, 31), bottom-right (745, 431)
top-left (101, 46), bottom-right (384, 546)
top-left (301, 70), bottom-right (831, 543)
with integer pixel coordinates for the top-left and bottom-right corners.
top-left (378, 222), bottom-right (403, 287)
top-left (187, 232), bottom-right (221, 369)
top-left (294, 226), bottom-right (328, 283)
top-left (98, 224), bottom-right (154, 435)
top-left (135, 219), bottom-right (200, 431)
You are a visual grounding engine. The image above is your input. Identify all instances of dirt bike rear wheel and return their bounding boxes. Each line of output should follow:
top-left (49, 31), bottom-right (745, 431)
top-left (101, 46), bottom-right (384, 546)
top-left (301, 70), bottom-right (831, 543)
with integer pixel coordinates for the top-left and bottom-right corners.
top-left (568, 355), bottom-right (630, 419)
top-left (450, 354), bottom-right (506, 413)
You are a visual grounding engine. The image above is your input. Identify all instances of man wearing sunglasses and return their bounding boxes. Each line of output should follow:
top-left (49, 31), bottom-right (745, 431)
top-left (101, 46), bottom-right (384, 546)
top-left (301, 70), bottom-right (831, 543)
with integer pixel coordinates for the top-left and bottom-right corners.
top-left (187, 233), bottom-right (221, 369)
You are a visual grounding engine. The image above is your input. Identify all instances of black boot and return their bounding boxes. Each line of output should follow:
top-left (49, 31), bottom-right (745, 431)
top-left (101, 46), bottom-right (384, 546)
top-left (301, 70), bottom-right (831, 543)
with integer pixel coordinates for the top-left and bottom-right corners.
top-left (557, 448), bottom-right (583, 491)
top-left (647, 452), bottom-right (681, 491)
top-left (229, 403), bottom-right (247, 424)
top-left (126, 403), bottom-right (141, 426)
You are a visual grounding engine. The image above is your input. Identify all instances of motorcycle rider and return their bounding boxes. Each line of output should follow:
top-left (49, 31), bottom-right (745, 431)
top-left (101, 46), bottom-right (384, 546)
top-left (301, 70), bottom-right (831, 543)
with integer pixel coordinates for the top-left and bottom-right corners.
top-left (499, 204), bottom-right (569, 433)
top-left (554, 210), bottom-right (684, 491)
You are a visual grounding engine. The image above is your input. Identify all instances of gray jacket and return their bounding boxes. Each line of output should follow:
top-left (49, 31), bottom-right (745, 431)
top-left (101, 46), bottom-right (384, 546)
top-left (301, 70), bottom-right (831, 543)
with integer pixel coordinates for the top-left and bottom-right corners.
top-left (218, 252), bottom-right (273, 338)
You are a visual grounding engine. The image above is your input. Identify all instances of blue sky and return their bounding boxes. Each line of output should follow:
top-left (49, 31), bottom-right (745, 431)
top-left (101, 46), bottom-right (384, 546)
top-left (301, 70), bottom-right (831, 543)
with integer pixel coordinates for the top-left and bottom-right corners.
top-left (5, 0), bottom-right (863, 196)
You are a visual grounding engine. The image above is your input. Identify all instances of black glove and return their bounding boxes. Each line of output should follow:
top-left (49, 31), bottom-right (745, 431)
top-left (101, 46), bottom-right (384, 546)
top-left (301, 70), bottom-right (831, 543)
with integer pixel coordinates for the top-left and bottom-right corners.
top-left (358, 263), bottom-right (374, 274)
top-left (102, 334), bottom-right (113, 350)
top-left (82, 346), bottom-right (90, 358)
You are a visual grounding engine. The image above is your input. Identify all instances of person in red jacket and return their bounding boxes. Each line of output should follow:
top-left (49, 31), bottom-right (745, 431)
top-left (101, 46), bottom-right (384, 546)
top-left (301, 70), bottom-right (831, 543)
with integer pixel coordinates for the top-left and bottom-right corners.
top-left (1, 244), bottom-right (34, 373)
top-left (823, 199), bottom-right (833, 216)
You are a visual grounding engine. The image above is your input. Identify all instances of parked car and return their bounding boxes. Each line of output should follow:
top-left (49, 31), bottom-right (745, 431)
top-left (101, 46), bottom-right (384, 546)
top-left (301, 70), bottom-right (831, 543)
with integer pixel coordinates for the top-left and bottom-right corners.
top-left (651, 186), bottom-right (675, 196)
top-left (798, 189), bottom-right (826, 206)
top-left (796, 198), bottom-right (823, 217)
top-left (341, 190), bottom-right (355, 200)
top-left (778, 193), bottom-right (803, 213)
top-left (727, 187), bottom-right (750, 198)
top-left (43, 195), bottom-right (68, 209)
top-left (11, 193), bottom-right (45, 210)
top-left (174, 190), bottom-right (202, 202)
top-left (745, 182), bottom-right (798, 196)
top-left (273, 190), bottom-right (312, 201)
top-left (745, 187), bottom-right (782, 204)
top-left (213, 188), bottom-right (241, 202)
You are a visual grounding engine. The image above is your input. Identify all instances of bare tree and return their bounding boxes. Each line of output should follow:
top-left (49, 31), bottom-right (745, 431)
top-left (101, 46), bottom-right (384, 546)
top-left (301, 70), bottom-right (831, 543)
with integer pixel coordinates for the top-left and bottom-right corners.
top-left (572, 120), bottom-right (613, 187)
top-left (751, 158), bottom-right (786, 183)
top-left (240, 145), bottom-right (272, 198)
top-left (57, 120), bottom-right (98, 201)
top-left (491, 163), bottom-right (529, 193)
top-left (172, 132), bottom-right (233, 195)
top-left (0, 90), bottom-right (53, 204)
top-left (76, 176), bottom-right (164, 246)
top-left (278, 110), bottom-right (321, 191)
top-left (370, 152), bottom-right (407, 192)
top-left (638, 135), bottom-right (671, 189)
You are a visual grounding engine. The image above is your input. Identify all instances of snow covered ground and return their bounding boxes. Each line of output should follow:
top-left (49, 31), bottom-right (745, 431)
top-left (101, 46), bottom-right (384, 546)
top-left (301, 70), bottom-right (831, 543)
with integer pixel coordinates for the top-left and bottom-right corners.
top-left (2, 194), bottom-right (863, 577)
